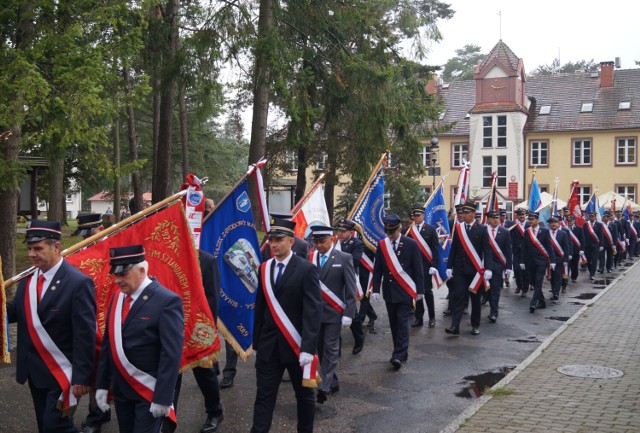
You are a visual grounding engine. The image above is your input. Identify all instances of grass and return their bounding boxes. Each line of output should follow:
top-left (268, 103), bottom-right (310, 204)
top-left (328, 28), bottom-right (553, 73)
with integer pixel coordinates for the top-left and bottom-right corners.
top-left (485, 387), bottom-right (515, 397)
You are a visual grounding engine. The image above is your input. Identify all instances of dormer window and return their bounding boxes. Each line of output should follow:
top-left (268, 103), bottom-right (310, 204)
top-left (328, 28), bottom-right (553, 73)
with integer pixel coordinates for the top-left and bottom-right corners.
top-left (439, 110), bottom-right (446, 120)
top-left (580, 102), bottom-right (593, 113)
top-left (619, 101), bottom-right (631, 110)
top-left (539, 105), bottom-right (551, 115)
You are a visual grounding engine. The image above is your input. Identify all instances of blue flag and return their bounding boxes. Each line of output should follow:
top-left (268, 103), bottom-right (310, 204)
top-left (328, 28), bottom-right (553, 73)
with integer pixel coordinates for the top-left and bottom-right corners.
top-left (201, 180), bottom-right (261, 356)
top-left (424, 184), bottom-right (451, 281)
top-left (529, 177), bottom-right (542, 212)
top-left (352, 167), bottom-right (386, 250)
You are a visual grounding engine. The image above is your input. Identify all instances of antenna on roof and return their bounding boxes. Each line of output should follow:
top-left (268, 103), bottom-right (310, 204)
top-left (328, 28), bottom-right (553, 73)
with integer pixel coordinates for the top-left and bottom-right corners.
top-left (615, 57), bottom-right (621, 69)
top-left (497, 11), bottom-right (502, 40)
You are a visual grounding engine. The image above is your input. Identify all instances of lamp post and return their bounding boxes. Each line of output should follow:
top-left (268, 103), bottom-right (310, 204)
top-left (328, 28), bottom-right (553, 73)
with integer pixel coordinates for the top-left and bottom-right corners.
top-left (428, 137), bottom-right (440, 190)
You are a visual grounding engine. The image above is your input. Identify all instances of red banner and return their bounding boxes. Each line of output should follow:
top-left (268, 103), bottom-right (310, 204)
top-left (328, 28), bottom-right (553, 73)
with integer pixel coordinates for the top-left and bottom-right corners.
top-left (66, 202), bottom-right (219, 371)
top-left (1, 257), bottom-right (9, 364)
top-left (568, 181), bottom-right (584, 227)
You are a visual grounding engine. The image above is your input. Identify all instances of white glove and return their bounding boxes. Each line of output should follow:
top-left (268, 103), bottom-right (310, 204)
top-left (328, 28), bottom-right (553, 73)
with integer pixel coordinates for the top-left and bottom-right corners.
top-left (299, 352), bottom-right (314, 366)
top-left (520, 263), bottom-right (526, 270)
top-left (613, 247), bottom-right (617, 252)
top-left (568, 256), bottom-right (572, 261)
top-left (149, 402), bottom-right (170, 418)
top-left (341, 316), bottom-right (352, 327)
top-left (579, 251), bottom-right (584, 256)
top-left (96, 389), bottom-right (110, 413)
top-left (416, 294), bottom-right (424, 301)
top-left (563, 262), bottom-right (568, 266)
top-left (484, 270), bottom-right (493, 280)
top-left (372, 293), bottom-right (381, 302)
top-left (428, 267), bottom-right (438, 275)
top-left (599, 247), bottom-right (604, 252)
top-left (550, 263), bottom-right (556, 271)
top-left (505, 269), bottom-right (513, 278)
top-left (446, 269), bottom-right (453, 279)
top-left (626, 239), bottom-right (630, 245)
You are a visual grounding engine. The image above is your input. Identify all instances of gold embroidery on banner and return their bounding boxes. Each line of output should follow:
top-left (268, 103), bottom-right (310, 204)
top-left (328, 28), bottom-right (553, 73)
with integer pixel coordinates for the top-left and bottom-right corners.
top-left (145, 220), bottom-right (181, 254)
top-left (188, 312), bottom-right (217, 349)
top-left (79, 258), bottom-right (109, 276)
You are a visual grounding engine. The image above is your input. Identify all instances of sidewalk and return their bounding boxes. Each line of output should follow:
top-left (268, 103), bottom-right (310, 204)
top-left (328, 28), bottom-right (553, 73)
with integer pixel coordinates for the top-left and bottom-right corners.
top-left (444, 259), bottom-right (640, 433)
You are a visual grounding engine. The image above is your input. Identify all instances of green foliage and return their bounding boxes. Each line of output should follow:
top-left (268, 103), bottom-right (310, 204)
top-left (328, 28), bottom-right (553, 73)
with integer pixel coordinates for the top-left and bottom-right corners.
top-left (441, 44), bottom-right (485, 81)
top-left (529, 58), bottom-right (598, 76)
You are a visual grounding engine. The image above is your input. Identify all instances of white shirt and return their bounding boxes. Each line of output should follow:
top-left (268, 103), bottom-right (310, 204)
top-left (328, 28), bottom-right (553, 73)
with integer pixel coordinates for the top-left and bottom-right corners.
top-left (128, 276), bottom-right (153, 307)
top-left (38, 258), bottom-right (64, 299)
top-left (274, 251), bottom-right (294, 276)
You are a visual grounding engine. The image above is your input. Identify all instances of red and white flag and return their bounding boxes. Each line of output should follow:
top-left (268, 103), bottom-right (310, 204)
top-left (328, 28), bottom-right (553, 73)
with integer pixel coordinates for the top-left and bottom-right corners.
top-left (291, 186), bottom-right (331, 239)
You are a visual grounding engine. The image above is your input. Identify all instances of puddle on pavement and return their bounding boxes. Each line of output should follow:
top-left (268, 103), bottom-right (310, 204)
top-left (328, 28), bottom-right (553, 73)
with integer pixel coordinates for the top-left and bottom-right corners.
top-left (509, 336), bottom-right (541, 343)
top-left (455, 366), bottom-right (514, 399)
top-left (546, 316), bottom-right (570, 322)
top-left (592, 279), bottom-right (612, 285)
top-left (569, 302), bottom-right (585, 305)
top-left (592, 285), bottom-right (607, 289)
top-left (574, 293), bottom-right (597, 300)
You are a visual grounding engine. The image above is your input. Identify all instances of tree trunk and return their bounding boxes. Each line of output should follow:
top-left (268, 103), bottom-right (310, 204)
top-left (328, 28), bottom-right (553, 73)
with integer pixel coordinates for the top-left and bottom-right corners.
top-left (154, 0), bottom-right (179, 203)
top-left (247, 0), bottom-right (273, 228)
top-left (47, 155), bottom-right (65, 222)
top-left (113, 114), bottom-right (121, 224)
top-left (123, 66), bottom-right (143, 217)
top-left (152, 79), bottom-right (161, 199)
top-left (325, 132), bottom-right (338, 223)
top-left (179, 80), bottom-right (189, 180)
top-left (294, 145), bottom-right (307, 204)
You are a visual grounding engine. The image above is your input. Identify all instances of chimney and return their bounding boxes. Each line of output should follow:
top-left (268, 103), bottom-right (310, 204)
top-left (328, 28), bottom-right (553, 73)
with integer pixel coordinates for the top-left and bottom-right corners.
top-left (425, 77), bottom-right (439, 95)
top-left (600, 61), bottom-right (614, 88)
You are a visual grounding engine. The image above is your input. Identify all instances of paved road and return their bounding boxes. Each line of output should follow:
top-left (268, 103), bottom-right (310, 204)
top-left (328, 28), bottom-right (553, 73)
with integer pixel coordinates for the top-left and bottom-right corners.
top-left (0, 264), bottom-right (629, 433)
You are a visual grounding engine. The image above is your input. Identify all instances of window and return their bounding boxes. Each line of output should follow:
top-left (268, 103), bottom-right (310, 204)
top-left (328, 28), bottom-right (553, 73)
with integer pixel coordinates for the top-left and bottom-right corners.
top-left (539, 185), bottom-right (549, 193)
top-left (530, 140), bottom-right (549, 166)
top-left (420, 146), bottom-right (430, 167)
top-left (420, 186), bottom-right (432, 199)
top-left (539, 105), bottom-right (551, 115)
top-left (497, 116), bottom-right (507, 147)
top-left (483, 116), bottom-right (492, 147)
top-left (482, 156), bottom-right (492, 187)
top-left (619, 101), bottom-right (631, 110)
top-left (572, 139), bottom-right (592, 166)
top-left (438, 110), bottom-right (446, 120)
top-left (285, 150), bottom-right (298, 171)
top-left (451, 143), bottom-right (469, 168)
top-left (316, 153), bottom-right (328, 170)
top-left (616, 185), bottom-right (636, 203)
top-left (383, 192), bottom-right (391, 210)
top-left (616, 137), bottom-right (636, 165)
top-left (497, 155), bottom-right (507, 187)
top-left (65, 194), bottom-right (73, 203)
top-left (580, 102), bottom-right (593, 112)
top-left (577, 186), bottom-right (591, 206)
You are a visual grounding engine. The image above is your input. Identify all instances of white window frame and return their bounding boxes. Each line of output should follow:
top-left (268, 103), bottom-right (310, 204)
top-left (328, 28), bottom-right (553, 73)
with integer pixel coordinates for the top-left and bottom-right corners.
top-left (420, 146), bottom-right (430, 167)
top-left (482, 156), bottom-right (492, 188)
top-left (285, 150), bottom-right (298, 171)
top-left (577, 186), bottom-right (591, 206)
top-left (496, 155), bottom-right (507, 187)
top-left (530, 140), bottom-right (548, 166)
top-left (616, 185), bottom-right (636, 203)
top-left (572, 139), bottom-right (592, 166)
top-left (496, 115), bottom-right (507, 148)
top-left (482, 116), bottom-right (493, 148)
top-left (616, 137), bottom-right (636, 165)
top-left (580, 102), bottom-right (593, 112)
top-left (451, 143), bottom-right (469, 168)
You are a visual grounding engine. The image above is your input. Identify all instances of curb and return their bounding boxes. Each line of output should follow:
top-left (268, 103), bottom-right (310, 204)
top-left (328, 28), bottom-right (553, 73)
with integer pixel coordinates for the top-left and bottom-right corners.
top-left (440, 259), bottom-right (640, 433)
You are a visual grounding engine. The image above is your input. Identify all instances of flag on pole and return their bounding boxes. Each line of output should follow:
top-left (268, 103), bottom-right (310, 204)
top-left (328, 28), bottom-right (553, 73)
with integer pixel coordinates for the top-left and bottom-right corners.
top-left (567, 181), bottom-right (584, 226)
top-left (482, 172), bottom-right (499, 224)
top-left (291, 185), bottom-right (331, 239)
top-left (584, 191), bottom-right (603, 222)
top-left (423, 183), bottom-right (451, 283)
top-left (453, 160), bottom-right (470, 206)
top-left (352, 166), bottom-right (386, 251)
top-left (529, 175), bottom-right (542, 212)
top-left (1, 257), bottom-right (10, 364)
top-left (66, 202), bottom-right (220, 370)
top-left (200, 179), bottom-right (262, 360)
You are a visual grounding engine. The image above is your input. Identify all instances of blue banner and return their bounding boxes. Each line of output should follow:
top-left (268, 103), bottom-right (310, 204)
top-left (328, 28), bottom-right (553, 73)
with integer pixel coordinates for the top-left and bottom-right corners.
top-left (201, 180), bottom-right (261, 355)
top-left (352, 168), bottom-right (386, 250)
top-left (529, 178), bottom-right (542, 212)
top-left (424, 184), bottom-right (451, 281)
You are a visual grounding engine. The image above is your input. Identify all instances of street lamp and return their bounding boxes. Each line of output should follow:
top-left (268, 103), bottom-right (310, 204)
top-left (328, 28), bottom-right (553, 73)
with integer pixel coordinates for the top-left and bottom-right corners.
top-left (427, 137), bottom-right (440, 190)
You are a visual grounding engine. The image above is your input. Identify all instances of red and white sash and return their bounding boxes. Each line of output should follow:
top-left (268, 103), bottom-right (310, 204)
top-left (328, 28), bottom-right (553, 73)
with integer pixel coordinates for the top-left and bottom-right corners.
top-left (408, 224), bottom-right (443, 288)
top-left (549, 231), bottom-right (564, 258)
top-left (527, 227), bottom-right (550, 278)
top-left (568, 229), bottom-right (588, 262)
top-left (455, 222), bottom-right (487, 293)
top-left (108, 293), bottom-right (177, 424)
top-left (487, 227), bottom-right (507, 268)
top-left (260, 260), bottom-right (320, 387)
top-left (585, 221), bottom-right (599, 243)
top-left (602, 224), bottom-right (615, 249)
top-left (308, 251), bottom-right (347, 314)
top-left (23, 275), bottom-right (77, 414)
top-left (515, 222), bottom-right (525, 236)
top-left (378, 238), bottom-right (417, 299)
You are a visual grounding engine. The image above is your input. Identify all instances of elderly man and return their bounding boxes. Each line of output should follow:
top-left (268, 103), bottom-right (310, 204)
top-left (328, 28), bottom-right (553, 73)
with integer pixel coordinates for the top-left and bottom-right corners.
top-left (372, 214), bottom-right (424, 369)
top-left (7, 220), bottom-right (96, 433)
top-left (95, 245), bottom-right (184, 433)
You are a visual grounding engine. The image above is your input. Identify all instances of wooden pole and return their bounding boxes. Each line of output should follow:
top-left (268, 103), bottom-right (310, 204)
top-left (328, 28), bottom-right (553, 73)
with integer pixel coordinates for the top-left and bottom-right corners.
top-left (290, 173), bottom-right (326, 215)
top-left (347, 151), bottom-right (388, 219)
top-left (202, 162), bottom-right (260, 225)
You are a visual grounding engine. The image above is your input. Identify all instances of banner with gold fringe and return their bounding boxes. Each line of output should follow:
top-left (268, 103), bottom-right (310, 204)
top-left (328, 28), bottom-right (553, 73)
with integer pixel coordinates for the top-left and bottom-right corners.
top-left (66, 202), bottom-right (220, 371)
top-left (1, 257), bottom-right (10, 364)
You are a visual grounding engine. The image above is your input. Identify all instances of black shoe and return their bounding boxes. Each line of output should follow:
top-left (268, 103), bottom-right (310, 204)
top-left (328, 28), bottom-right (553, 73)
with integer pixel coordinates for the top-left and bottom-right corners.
top-left (366, 319), bottom-right (376, 329)
top-left (390, 358), bottom-right (402, 369)
top-left (530, 306), bottom-right (535, 313)
top-left (520, 291), bottom-right (527, 297)
top-left (463, 309), bottom-right (469, 315)
top-left (561, 288), bottom-right (566, 293)
top-left (488, 314), bottom-right (497, 323)
top-left (201, 414), bottom-right (224, 433)
top-left (505, 281), bottom-right (510, 288)
top-left (428, 318), bottom-right (436, 328)
top-left (536, 302), bottom-right (547, 309)
top-left (598, 269), bottom-right (604, 274)
top-left (352, 345), bottom-right (363, 355)
top-left (471, 327), bottom-right (480, 336)
top-left (514, 288), bottom-right (521, 294)
top-left (411, 319), bottom-right (423, 327)
top-left (443, 310), bottom-right (452, 316)
top-left (81, 427), bottom-right (101, 433)
top-left (551, 295), bottom-right (559, 301)
top-left (220, 377), bottom-right (234, 389)
top-left (316, 390), bottom-right (328, 404)
top-left (330, 384), bottom-right (340, 393)
top-left (481, 298), bottom-right (488, 306)
top-left (590, 275), bottom-right (595, 281)
top-left (445, 326), bottom-right (460, 335)
top-left (606, 269), bottom-right (612, 273)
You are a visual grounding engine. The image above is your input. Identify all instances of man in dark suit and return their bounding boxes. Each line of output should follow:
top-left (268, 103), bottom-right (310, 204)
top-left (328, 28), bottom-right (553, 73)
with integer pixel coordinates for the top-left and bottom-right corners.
top-left (445, 202), bottom-right (493, 335)
top-left (566, 216), bottom-right (585, 284)
top-left (372, 214), bottom-right (424, 369)
top-left (510, 208), bottom-right (530, 295)
top-left (406, 205), bottom-right (440, 328)
top-left (309, 226), bottom-right (357, 404)
top-left (599, 211), bottom-right (618, 273)
top-left (498, 209), bottom-right (514, 288)
top-left (485, 211), bottom-right (512, 322)
top-left (7, 220), bottom-right (96, 433)
top-left (166, 249), bottom-right (223, 433)
top-left (335, 219), bottom-right (367, 354)
top-left (95, 245), bottom-right (184, 433)
top-left (632, 213), bottom-right (640, 257)
top-left (583, 211), bottom-right (604, 280)
top-left (547, 215), bottom-right (570, 300)
top-left (520, 212), bottom-right (556, 313)
top-left (251, 218), bottom-right (321, 433)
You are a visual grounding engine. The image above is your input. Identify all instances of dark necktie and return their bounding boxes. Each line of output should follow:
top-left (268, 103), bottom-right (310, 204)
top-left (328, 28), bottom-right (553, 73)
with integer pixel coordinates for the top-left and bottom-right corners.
top-left (121, 295), bottom-right (132, 323)
top-left (392, 240), bottom-right (398, 252)
top-left (275, 263), bottom-right (285, 285)
top-left (36, 274), bottom-right (45, 303)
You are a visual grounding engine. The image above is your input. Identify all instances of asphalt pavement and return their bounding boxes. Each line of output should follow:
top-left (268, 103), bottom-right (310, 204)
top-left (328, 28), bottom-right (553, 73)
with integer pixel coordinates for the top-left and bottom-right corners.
top-left (1, 260), bottom-right (634, 433)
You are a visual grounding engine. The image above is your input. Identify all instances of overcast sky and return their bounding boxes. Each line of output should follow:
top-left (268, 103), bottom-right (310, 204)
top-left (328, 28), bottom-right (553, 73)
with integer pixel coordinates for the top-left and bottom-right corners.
top-left (424, 0), bottom-right (640, 71)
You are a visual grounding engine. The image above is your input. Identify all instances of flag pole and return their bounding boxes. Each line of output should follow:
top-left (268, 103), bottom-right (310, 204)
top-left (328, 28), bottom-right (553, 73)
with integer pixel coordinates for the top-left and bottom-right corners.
top-left (347, 151), bottom-right (388, 219)
top-left (4, 189), bottom-right (190, 289)
top-left (290, 173), bottom-right (326, 216)
top-left (421, 173), bottom-right (450, 209)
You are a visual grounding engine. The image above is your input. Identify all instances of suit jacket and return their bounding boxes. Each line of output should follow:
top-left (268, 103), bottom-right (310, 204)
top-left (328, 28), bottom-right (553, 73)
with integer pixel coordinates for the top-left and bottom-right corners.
top-left (339, 236), bottom-right (365, 272)
top-left (199, 250), bottom-right (220, 321)
top-left (521, 226), bottom-right (556, 266)
top-left (568, 225), bottom-right (584, 253)
top-left (96, 280), bottom-right (184, 406)
top-left (583, 221), bottom-right (604, 250)
top-left (486, 225), bottom-right (513, 272)
top-left (253, 254), bottom-right (321, 364)
top-left (373, 235), bottom-right (425, 303)
top-left (7, 259), bottom-right (96, 389)
top-left (312, 248), bottom-right (357, 323)
top-left (447, 222), bottom-right (494, 275)
top-left (603, 221), bottom-right (618, 249)
top-left (410, 223), bottom-right (440, 269)
top-left (549, 229), bottom-right (570, 264)
top-left (510, 221), bottom-right (529, 259)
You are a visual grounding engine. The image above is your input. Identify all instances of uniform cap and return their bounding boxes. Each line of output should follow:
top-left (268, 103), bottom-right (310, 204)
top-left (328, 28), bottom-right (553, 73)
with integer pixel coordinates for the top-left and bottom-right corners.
top-left (109, 245), bottom-right (145, 274)
top-left (25, 220), bottom-right (62, 243)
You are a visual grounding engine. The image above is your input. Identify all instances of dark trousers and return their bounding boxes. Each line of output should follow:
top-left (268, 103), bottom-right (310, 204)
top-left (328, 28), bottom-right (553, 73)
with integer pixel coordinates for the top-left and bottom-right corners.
top-left (83, 388), bottom-right (112, 427)
top-left (586, 246), bottom-right (599, 277)
top-left (28, 381), bottom-right (78, 433)
top-left (488, 273), bottom-right (503, 317)
top-left (251, 349), bottom-right (315, 433)
top-left (599, 247), bottom-right (614, 271)
top-left (385, 301), bottom-right (412, 361)
top-left (629, 237), bottom-right (637, 257)
top-left (358, 297), bottom-right (377, 322)
top-left (414, 282), bottom-right (435, 321)
top-left (514, 255), bottom-right (529, 291)
top-left (114, 396), bottom-right (163, 433)
top-left (350, 305), bottom-right (365, 347)
top-left (569, 254), bottom-right (580, 281)
top-left (223, 341), bottom-right (238, 379)
top-left (528, 260), bottom-right (547, 308)
top-left (174, 367), bottom-right (223, 417)
top-left (550, 262), bottom-right (563, 296)
top-left (450, 273), bottom-right (481, 329)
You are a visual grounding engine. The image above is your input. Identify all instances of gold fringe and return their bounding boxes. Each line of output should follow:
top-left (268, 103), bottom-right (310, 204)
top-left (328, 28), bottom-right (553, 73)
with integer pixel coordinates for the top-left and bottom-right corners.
top-left (217, 320), bottom-right (253, 362)
top-left (179, 349), bottom-right (221, 374)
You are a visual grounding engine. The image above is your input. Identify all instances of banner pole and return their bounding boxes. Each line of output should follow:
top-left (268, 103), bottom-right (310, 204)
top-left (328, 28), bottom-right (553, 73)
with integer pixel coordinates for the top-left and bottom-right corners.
top-left (290, 173), bottom-right (326, 216)
top-left (347, 151), bottom-right (388, 220)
